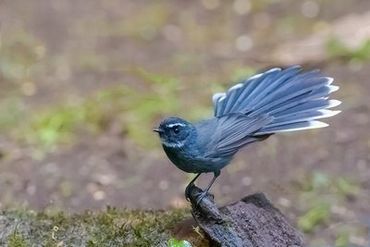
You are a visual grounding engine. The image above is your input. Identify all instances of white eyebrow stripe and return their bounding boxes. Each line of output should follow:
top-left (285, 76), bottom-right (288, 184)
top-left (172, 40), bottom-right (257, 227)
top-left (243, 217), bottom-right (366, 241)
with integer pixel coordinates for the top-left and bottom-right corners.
top-left (167, 123), bottom-right (186, 128)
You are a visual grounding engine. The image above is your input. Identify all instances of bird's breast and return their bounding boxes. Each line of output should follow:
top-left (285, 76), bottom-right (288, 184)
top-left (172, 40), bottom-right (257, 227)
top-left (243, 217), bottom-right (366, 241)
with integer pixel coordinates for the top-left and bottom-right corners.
top-left (162, 144), bottom-right (230, 173)
top-left (163, 145), bottom-right (196, 173)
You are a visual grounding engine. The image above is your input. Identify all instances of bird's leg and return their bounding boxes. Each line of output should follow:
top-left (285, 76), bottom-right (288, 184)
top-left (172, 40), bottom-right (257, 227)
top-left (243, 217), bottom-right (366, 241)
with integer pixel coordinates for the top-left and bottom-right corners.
top-left (195, 170), bottom-right (220, 205)
top-left (185, 173), bottom-right (202, 201)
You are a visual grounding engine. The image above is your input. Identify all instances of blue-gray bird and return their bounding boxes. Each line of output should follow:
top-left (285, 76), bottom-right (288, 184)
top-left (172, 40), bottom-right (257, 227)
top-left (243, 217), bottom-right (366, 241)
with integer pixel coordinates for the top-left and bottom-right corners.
top-left (153, 66), bottom-right (341, 203)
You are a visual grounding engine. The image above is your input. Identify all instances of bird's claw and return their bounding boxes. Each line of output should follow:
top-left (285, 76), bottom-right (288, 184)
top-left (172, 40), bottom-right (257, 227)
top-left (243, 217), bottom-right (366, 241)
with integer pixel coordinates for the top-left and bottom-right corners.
top-left (185, 184), bottom-right (209, 205)
top-left (195, 191), bottom-right (209, 206)
top-left (185, 183), bottom-right (194, 201)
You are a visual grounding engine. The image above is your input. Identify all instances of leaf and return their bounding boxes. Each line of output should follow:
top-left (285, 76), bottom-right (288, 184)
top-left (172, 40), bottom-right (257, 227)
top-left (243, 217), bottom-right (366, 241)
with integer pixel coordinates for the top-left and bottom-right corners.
top-left (167, 238), bottom-right (192, 247)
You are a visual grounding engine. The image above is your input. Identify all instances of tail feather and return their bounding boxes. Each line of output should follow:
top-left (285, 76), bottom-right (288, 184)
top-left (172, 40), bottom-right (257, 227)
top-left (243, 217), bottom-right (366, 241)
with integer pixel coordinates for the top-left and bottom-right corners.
top-left (267, 85), bottom-right (339, 116)
top-left (244, 69), bottom-right (319, 111)
top-left (256, 121), bottom-right (329, 135)
top-left (268, 109), bottom-right (341, 128)
top-left (233, 66), bottom-right (301, 113)
top-left (212, 66), bottom-right (341, 135)
top-left (232, 68), bottom-right (283, 111)
top-left (274, 99), bottom-right (341, 117)
top-left (214, 66), bottom-right (299, 116)
top-left (249, 78), bottom-right (330, 117)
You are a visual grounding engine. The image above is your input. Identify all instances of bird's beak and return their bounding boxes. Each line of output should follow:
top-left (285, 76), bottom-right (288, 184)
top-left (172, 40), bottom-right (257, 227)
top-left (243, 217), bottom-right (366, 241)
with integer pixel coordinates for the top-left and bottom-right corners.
top-left (153, 128), bottom-right (164, 133)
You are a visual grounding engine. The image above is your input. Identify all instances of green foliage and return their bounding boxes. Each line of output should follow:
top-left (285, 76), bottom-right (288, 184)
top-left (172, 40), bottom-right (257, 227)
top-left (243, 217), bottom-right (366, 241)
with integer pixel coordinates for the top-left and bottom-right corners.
top-left (23, 104), bottom-right (85, 148)
top-left (326, 38), bottom-right (370, 63)
top-left (298, 171), bottom-right (359, 197)
top-left (15, 68), bottom-right (181, 149)
top-left (335, 177), bottom-right (359, 197)
top-left (168, 238), bottom-right (192, 247)
top-left (127, 68), bottom-right (180, 146)
top-left (296, 171), bottom-right (360, 233)
top-left (335, 230), bottom-right (350, 247)
top-left (298, 203), bottom-right (330, 233)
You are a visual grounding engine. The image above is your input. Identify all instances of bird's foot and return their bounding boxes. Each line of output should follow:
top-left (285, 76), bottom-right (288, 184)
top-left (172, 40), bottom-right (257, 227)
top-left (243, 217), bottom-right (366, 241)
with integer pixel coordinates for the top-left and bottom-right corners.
top-left (195, 191), bottom-right (210, 206)
top-left (185, 183), bottom-right (195, 201)
top-left (185, 183), bottom-right (213, 205)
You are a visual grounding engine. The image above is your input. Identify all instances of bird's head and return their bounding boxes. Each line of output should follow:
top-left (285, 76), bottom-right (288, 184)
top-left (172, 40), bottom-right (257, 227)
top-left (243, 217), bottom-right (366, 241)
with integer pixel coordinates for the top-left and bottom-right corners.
top-left (153, 117), bottom-right (195, 148)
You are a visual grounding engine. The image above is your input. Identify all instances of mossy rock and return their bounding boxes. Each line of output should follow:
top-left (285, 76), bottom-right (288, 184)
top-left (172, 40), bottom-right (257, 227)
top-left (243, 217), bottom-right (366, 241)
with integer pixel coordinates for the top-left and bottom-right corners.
top-left (0, 207), bottom-right (206, 247)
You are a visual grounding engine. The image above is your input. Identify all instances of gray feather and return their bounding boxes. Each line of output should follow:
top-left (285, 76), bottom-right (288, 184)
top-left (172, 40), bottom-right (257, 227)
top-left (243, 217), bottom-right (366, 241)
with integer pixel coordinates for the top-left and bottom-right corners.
top-left (211, 66), bottom-right (340, 136)
top-left (202, 114), bottom-right (273, 157)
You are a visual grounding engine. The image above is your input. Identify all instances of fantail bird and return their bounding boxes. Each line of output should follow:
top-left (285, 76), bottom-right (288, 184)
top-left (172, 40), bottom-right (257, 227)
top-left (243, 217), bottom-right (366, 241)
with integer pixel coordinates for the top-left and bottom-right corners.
top-left (154, 66), bottom-right (341, 203)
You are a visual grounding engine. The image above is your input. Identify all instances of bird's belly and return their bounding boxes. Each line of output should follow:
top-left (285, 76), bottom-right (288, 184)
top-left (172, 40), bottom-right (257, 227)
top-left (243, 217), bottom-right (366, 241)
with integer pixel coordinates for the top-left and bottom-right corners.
top-left (163, 146), bottom-right (231, 173)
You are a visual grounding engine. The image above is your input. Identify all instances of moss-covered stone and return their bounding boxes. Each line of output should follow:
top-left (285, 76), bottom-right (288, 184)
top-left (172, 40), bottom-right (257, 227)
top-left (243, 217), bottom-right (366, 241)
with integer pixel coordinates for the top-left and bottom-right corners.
top-left (7, 233), bottom-right (28, 247)
top-left (0, 207), bottom-right (202, 246)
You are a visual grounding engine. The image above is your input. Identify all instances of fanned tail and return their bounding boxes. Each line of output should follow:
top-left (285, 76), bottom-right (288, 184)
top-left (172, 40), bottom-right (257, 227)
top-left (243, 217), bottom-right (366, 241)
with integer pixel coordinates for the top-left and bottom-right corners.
top-left (212, 66), bottom-right (341, 135)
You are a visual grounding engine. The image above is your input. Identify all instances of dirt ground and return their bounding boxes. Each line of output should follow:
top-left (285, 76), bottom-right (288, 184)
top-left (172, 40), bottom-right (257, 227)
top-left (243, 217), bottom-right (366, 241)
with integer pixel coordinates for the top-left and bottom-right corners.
top-left (1, 0), bottom-right (370, 245)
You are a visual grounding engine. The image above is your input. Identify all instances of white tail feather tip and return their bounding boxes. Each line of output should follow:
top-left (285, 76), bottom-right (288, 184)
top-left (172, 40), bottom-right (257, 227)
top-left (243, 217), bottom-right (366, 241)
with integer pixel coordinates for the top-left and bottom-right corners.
top-left (212, 93), bottom-right (225, 104)
top-left (328, 85), bottom-right (339, 93)
top-left (308, 121), bottom-right (329, 128)
top-left (327, 99), bottom-right (342, 108)
top-left (275, 121), bottom-right (329, 133)
top-left (325, 77), bottom-right (334, 85)
top-left (266, 68), bottom-right (282, 73)
top-left (228, 83), bottom-right (243, 92)
top-left (248, 72), bottom-right (263, 80)
top-left (317, 109), bottom-right (341, 118)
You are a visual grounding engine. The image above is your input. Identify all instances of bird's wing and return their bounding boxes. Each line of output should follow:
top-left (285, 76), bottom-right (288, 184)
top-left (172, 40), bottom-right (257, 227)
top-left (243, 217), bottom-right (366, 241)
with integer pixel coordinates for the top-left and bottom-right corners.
top-left (202, 113), bottom-right (273, 158)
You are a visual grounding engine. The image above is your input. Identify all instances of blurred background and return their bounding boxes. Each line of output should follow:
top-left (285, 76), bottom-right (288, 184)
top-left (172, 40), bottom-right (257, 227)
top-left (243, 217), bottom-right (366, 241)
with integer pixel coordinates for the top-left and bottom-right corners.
top-left (0, 0), bottom-right (369, 245)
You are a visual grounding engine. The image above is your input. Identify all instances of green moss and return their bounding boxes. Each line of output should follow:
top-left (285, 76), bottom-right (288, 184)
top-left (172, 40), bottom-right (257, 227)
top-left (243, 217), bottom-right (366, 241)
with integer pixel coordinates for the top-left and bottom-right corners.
top-left (7, 233), bottom-right (28, 247)
top-left (326, 37), bottom-right (370, 63)
top-left (1, 208), bottom-right (191, 246)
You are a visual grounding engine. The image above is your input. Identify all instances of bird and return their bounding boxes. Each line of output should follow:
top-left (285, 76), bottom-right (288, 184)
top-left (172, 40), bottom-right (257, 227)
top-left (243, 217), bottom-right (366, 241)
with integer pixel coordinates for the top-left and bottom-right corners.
top-left (153, 66), bottom-right (341, 204)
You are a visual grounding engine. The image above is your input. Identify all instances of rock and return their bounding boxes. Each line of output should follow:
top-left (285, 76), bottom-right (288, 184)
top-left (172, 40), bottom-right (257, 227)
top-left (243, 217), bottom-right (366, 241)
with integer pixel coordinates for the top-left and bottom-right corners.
top-left (188, 185), bottom-right (304, 247)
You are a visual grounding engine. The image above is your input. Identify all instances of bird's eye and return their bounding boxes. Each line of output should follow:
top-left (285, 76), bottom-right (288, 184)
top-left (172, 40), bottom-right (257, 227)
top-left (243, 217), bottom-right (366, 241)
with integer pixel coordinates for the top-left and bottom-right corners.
top-left (173, 126), bottom-right (180, 134)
